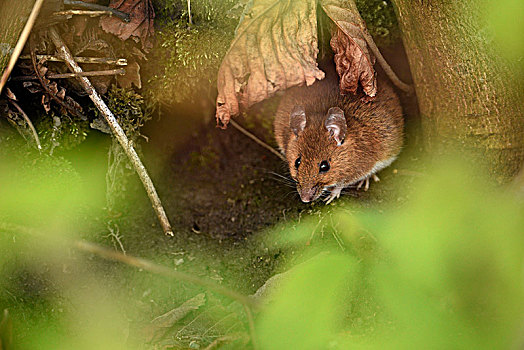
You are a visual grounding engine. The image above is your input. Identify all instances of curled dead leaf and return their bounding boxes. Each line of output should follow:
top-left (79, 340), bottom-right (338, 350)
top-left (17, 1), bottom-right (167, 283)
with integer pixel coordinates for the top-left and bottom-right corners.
top-left (321, 0), bottom-right (377, 98)
top-left (216, 0), bottom-right (325, 128)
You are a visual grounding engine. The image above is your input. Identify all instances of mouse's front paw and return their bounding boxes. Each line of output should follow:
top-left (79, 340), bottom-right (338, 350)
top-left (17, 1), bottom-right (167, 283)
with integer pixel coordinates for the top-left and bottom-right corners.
top-left (324, 185), bottom-right (344, 204)
top-left (356, 174), bottom-right (380, 191)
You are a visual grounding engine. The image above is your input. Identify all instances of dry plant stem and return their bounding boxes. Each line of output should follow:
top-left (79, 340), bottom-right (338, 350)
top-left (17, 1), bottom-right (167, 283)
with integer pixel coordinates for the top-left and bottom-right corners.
top-left (361, 30), bottom-right (414, 94)
top-left (0, 0), bottom-right (45, 95)
top-left (7, 99), bottom-right (42, 150)
top-left (76, 239), bottom-right (258, 345)
top-left (75, 240), bottom-right (255, 307)
top-left (19, 55), bottom-right (128, 66)
top-left (13, 68), bottom-right (126, 81)
top-left (229, 119), bottom-right (286, 162)
top-left (0, 222), bottom-right (257, 322)
top-left (48, 26), bottom-right (174, 237)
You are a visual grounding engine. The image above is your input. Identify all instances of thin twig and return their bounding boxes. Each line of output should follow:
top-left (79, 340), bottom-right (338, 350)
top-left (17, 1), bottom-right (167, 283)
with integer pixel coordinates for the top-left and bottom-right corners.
top-left (361, 30), bottom-right (414, 94)
top-left (53, 10), bottom-right (116, 18)
top-left (187, 0), bottom-right (193, 25)
top-left (12, 69), bottom-right (126, 81)
top-left (0, 0), bottom-right (46, 95)
top-left (19, 55), bottom-right (128, 66)
top-left (48, 26), bottom-right (174, 236)
top-left (63, 0), bottom-right (130, 22)
top-left (7, 99), bottom-right (42, 150)
top-left (229, 119), bottom-right (286, 162)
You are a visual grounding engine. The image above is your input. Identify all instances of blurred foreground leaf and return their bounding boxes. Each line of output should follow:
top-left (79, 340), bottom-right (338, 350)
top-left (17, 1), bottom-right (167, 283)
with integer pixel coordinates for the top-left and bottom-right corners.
top-left (257, 253), bottom-right (356, 349)
top-left (260, 157), bottom-right (524, 349)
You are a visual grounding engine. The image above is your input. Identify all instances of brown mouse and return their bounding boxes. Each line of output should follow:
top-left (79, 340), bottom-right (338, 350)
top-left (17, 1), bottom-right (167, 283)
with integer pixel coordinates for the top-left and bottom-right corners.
top-left (274, 76), bottom-right (403, 203)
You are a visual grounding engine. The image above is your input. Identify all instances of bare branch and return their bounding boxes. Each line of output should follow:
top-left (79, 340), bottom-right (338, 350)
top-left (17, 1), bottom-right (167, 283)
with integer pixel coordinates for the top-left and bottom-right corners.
top-left (12, 69), bottom-right (126, 81)
top-left (19, 55), bottom-right (128, 66)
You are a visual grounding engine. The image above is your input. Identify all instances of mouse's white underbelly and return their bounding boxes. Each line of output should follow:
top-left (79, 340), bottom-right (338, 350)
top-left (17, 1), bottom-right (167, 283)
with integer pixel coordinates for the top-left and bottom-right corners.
top-left (351, 155), bottom-right (398, 185)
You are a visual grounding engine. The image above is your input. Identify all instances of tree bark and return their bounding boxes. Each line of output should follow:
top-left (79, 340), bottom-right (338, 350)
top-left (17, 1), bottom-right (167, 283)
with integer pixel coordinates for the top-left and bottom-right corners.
top-left (391, 0), bottom-right (524, 180)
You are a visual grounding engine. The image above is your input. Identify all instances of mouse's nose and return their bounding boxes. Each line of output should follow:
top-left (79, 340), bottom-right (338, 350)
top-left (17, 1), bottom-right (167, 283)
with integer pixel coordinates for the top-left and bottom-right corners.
top-left (299, 187), bottom-right (317, 203)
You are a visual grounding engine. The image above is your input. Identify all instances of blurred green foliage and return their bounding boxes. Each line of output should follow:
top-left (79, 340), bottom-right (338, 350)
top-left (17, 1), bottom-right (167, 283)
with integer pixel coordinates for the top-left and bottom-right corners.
top-left (2, 150), bottom-right (522, 348)
top-left (485, 0), bottom-right (524, 78)
top-left (258, 158), bottom-right (524, 349)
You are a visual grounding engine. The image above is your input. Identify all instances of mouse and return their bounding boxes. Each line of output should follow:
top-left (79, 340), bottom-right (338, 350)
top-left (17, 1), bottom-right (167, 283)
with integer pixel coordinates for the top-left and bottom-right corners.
top-left (273, 75), bottom-right (403, 204)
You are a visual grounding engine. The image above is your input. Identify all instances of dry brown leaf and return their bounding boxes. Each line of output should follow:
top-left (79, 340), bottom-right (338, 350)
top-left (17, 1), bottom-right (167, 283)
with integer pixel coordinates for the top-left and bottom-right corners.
top-left (100, 0), bottom-right (155, 51)
top-left (5, 88), bottom-right (16, 100)
top-left (321, 0), bottom-right (376, 98)
top-left (57, 87), bottom-right (66, 100)
top-left (215, 0), bottom-right (325, 128)
top-left (42, 94), bottom-right (50, 113)
top-left (117, 60), bottom-right (141, 89)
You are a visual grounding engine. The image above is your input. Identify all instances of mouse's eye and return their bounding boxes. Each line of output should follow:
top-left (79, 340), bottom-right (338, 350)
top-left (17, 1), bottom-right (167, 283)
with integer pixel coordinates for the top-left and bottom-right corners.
top-left (295, 157), bottom-right (301, 169)
top-left (319, 160), bottom-right (330, 173)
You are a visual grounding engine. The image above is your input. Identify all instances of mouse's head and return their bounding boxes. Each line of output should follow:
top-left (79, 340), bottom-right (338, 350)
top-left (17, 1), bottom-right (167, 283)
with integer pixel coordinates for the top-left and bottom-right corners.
top-left (286, 105), bottom-right (353, 203)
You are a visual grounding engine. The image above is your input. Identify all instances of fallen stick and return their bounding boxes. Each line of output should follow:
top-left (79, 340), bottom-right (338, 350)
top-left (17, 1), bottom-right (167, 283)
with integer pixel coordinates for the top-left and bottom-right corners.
top-left (48, 26), bottom-right (174, 237)
top-left (19, 55), bottom-right (128, 66)
top-left (12, 68), bottom-right (126, 81)
top-left (0, 0), bottom-right (45, 95)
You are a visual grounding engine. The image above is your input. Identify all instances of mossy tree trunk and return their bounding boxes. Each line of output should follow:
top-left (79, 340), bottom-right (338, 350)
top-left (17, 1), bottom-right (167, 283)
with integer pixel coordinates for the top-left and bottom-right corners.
top-left (391, 0), bottom-right (524, 180)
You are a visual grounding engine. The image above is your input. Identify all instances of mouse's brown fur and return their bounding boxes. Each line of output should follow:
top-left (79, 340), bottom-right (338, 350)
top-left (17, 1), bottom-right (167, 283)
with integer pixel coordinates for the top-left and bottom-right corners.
top-left (274, 76), bottom-right (403, 203)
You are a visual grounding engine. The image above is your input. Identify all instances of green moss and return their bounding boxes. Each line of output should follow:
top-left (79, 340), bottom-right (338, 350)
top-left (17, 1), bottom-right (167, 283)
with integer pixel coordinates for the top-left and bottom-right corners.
top-left (149, 0), bottom-right (239, 104)
top-left (355, 0), bottom-right (399, 46)
top-left (37, 112), bottom-right (89, 153)
top-left (95, 86), bottom-right (152, 139)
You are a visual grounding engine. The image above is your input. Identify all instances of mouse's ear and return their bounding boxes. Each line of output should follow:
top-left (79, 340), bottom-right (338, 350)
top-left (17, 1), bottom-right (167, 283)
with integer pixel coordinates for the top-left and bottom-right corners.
top-left (325, 107), bottom-right (347, 146)
top-left (290, 105), bottom-right (306, 137)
